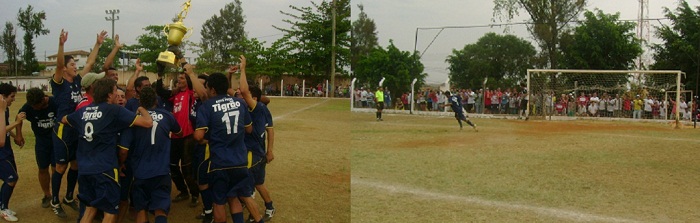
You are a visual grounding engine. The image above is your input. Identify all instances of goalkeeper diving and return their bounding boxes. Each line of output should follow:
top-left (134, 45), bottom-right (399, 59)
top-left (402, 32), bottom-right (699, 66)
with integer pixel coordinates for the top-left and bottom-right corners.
top-left (444, 91), bottom-right (477, 132)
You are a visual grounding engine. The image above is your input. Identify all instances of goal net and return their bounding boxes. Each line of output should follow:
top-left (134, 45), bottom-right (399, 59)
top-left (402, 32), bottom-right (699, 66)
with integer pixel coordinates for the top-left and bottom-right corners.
top-left (526, 69), bottom-right (685, 125)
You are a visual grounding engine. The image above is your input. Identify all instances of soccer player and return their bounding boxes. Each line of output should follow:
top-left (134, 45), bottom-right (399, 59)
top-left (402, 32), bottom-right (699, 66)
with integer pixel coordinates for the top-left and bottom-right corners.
top-left (375, 87), bottom-right (384, 121)
top-left (193, 73), bottom-right (263, 223)
top-left (237, 56), bottom-right (276, 222)
top-left (0, 84), bottom-right (22, 222)
top-left (62, 78), bottom-right (153, 223)
top-left (444, 91), bottom-right (477, 131)
top-left (119, 86), bottom-right (180, 223)
top-left (51, 29), bottom-right (107, 218)
top-left (16, 88), bottom-right (58, 209)
top-left (154, 68), bottom-right (205, 206)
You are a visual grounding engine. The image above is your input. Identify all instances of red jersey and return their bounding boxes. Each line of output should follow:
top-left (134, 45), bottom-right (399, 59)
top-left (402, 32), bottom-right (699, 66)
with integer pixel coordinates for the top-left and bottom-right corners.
top-left (76, 93), bottom-right (93, 111)
top-left (170, 89), bottom-right (195, 138)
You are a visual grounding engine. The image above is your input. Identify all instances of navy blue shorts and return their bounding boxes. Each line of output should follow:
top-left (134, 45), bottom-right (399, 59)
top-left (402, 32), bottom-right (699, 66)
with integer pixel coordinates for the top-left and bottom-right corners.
top-left (0, 159), bottom-right (18, 183)
top-left (119, 166), bottom-right (133, 201)
top-left (210, 168), bottom-right (253, 205)
top-left (454, 112), bottom-right (466, 120)
top-left (131, 175), bottom-right (171, 213)
top-left (197, 159), bottom-right (211, 186)
top-left (52, 123), bottom-right (77, 164)
top-left (77, 170), bottom-right (120, 214)
top-left (249, 156), bottom-right (267, 186)
top-left (35, 136), bottom-right (54, 169)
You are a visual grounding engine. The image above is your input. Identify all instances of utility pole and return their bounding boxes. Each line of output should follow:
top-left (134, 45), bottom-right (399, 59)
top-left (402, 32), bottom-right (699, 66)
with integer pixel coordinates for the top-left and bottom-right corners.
top-left (105, 9), bottom-right (120, 40)
top-left (330, 0), bottom-right (336, 97)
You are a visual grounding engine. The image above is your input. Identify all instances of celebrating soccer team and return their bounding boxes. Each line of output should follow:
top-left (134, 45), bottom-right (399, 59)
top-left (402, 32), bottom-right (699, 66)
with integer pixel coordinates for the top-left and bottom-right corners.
top-left (1, 29), bottom-right (276, 223)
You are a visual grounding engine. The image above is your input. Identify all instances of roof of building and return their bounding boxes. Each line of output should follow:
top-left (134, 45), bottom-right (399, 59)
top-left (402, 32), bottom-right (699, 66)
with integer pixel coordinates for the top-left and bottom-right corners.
top-left (47, 50), bottom-right (90, 58)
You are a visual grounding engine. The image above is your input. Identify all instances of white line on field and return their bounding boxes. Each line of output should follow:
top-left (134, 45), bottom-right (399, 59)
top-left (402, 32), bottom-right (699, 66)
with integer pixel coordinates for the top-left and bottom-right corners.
top-left (352, 178), bottom-right (643, 223)
top-left (275, 99), bottom-right (328, 120)
top-left (581, 132), bottom-right (700, 143)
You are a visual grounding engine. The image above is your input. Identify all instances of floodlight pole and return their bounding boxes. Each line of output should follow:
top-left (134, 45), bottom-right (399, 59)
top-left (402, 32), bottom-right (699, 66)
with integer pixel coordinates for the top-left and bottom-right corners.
top-left (411, 78), bottom-right (417, 114)
top-left (105, 9), bottom-right (120, 40)
top-left (351, 78), bottom-right (357, 109)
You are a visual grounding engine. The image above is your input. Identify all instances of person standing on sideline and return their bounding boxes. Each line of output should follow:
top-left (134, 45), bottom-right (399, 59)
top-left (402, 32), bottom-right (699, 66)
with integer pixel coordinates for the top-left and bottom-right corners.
top-left (444, 91), bottom-right (477, 131)
top-left (375, 87), bottom-right (385, 121)
top-left (0, 84), bottom-right (22, 222)
top-left (17, 88), bottom-right (57, 209)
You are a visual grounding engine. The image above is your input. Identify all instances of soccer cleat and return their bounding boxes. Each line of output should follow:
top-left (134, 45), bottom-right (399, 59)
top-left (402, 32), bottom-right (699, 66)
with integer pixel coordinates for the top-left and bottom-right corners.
top-left (473, 124), bottom-right (478, 132)
top-left (1, 209), bottom-right (17, 222)
top-left (2, 209), bottom-right (14, 217)
top-left (189, 196), bottom-right (199, 208)
top-left (41, 196), bottom-right (51, 208)
top-left (173, 192), bottom-right (190, 202)
top-left (264, 208), bottom-right (275, 221)
top-left (247, 215), bottom-right (255, 223)
top-left (379, 118), bottom-right (383, 121)
top-left (201, 213), bottom-right (213, 223)
top-left (51, 201), bottom-right (67, 218)
top-left (63, 197), bottom-right (79, 211)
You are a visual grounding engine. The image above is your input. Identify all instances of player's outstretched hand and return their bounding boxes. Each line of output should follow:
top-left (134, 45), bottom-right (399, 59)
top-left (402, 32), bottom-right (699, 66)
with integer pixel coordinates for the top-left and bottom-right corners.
top-left (59, 29), bottom-right (68, 45)
top-left (96, 30), bottom-right (108, 45)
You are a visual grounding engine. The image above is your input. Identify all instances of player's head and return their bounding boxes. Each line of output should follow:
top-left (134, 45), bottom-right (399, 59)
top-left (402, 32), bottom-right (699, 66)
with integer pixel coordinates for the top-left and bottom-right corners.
top-left (106, 67), bottom-right (118, 82)
top-left (139, 86), bottom-right (157, 109)
top-left (64, 55), bottom-right (77, 77)
top-left (26, 87), bottom-right (47, 109)
top-left (0, 83), bottom-right (17, 107)
top-left (116, 88), bottom-right (126, 107)
top-left (93, 78), bottom-right (118, 104)
top-left (177, 72), bottom-right (193, 91)
top-left (134, 76), bottom-right (151, 94)
top-left (250, 83), bottom-right (263, 101)
top-left (206, 73), bottom-right (229, 95)
top-left (444, 91), bottom-right (451, 97)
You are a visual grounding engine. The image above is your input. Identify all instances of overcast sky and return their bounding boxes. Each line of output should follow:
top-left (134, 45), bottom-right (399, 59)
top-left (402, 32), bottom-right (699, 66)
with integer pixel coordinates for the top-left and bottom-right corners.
top-left (0, 0), bottom-right (310, 61)
top-left (352, 0), bottom-right (700, 84)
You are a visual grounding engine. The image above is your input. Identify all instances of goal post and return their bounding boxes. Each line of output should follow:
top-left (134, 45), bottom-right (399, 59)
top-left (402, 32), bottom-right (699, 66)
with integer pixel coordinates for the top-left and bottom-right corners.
top-left (526, 69), bottom-right (684, 127)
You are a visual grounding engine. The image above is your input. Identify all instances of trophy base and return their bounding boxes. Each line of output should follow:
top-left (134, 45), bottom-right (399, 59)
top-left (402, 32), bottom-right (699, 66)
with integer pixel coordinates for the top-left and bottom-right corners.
top-left (157, 51), bottom-right (178, 68)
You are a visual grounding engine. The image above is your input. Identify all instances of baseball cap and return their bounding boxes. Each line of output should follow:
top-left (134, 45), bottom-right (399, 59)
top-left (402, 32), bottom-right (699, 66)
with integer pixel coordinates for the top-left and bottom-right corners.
top-left (81, 72), bottom-right (105, 89)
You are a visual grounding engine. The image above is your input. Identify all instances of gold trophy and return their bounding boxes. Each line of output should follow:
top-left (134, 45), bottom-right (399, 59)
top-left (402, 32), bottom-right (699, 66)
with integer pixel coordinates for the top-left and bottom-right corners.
top-left (157, 0), bottom-right (193, 69)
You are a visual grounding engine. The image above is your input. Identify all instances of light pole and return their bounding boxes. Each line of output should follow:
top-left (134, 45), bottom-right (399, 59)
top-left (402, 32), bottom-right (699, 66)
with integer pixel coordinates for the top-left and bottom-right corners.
top-left (105, 9), bottom-right (120, 40)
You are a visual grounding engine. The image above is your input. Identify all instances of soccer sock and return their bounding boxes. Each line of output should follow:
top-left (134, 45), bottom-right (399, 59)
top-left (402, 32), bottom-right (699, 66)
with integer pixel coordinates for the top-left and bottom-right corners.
top-left (66, 168), bottom-right (78, 200)
top-left (78, 201), bottom-right (86, 219)
top-left (51, 171), bottom-right (64, 204)
top-left (376, 112), bottom-right (379, 119)
top-left (466, 119), bottom-right (475, 127)
top-left (155, 215), bottom-right (167, 223)
top-left (457, 120), bottom-right (463, 128)
top-left (379, 112), bottom-right (382, 119)
top-left (1, 183), bottom-right (14, 210)
top-left (265, 201), bottom-right (274, 210)
top-left (201, 188), bottom-right (213, 211)
top-left (232, 212), bottom-right (244, 223)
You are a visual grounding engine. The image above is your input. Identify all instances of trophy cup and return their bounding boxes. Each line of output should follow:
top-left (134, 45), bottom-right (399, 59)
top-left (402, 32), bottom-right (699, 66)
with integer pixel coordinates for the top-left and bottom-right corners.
top-left (157, 0), bottom-right (193, 70)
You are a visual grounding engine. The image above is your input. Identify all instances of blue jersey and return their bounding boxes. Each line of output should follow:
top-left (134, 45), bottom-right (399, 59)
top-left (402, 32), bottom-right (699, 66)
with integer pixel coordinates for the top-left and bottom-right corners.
top-left (125, 97), bottom-right (164, 113)
top-left (51, 76), bottom-right (83, 120)
top-left (449, 95), bottom-right (464, 113)
top-left (19, 96), bottom-right (57, 137)
top-left (119, 108), bottom-right (180, 179)
top-left (245, 102), bottom-right (271, 157)
top-left (67, 102), bottom-right (137, 175)
top-left (195, 95), bottom-right (251, 169)
top-left (0, 111), bottom-right (13, 160)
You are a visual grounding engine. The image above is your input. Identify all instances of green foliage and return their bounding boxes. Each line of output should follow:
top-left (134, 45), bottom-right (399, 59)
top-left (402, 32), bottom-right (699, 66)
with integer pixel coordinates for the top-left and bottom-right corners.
top-left (350, 4), bottom-right (378, 72)
top-left (354, 40), bottom-right (426, 94)
top-left (446, 33), bottom-right (536, 90)
top-left (275, 0), bottom-right (351, 77)
top-left (126, 25), bottom-right (168, 73)
top-left (200, 0), bottom-right (247, 66)
top-left (493, 0), bottom-right (586, 69)
top-left (17, 5), bottom-right (49, 75)
top-left (652, 1), bottom-right (700, 91)
top-left (0, 22), bottom-right (19, 76)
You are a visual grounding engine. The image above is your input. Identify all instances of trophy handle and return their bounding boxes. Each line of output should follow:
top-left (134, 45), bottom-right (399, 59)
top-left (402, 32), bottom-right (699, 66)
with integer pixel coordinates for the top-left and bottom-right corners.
top-left (163, 25), bottom-right (170, 36)
top-left (184, 27), bottom-right (194, 39)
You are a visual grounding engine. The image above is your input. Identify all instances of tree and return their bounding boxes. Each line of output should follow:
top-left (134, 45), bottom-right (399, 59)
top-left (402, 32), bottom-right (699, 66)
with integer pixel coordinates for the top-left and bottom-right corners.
top-left (92, 38), bottom-right (122, 73)
top-left (17, 5), bottom-right (50, 75)
top-left (275, 0), bottom-right (351, 77)
top-left (652, 1), bottom-right (700, 92)
top-left (446, 32), bottom-right (536, 89)
top-left (350, 4), bottom-right (378, 72)
top-left (0, 22), bottom-right (19, 76)
top-left (200, 0), bottom-right (247, 67)
top-left (354, 40), bottom-right (426, 95)
top-left (493, 0), bottom-right (586, 69)
top-left (126, 25), bottom-right (168, 73)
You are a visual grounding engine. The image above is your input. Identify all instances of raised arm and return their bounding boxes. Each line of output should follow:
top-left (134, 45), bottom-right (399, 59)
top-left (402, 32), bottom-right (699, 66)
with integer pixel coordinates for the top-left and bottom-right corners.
top-left (183, 63), bottom-right (208, 101)
top-left (102, 34), bottom-right (123, 73)
top-left (53, 29), bottom-right (68, 84)
top-left (237, 55), bottom-right (256, 109)
top-left (125, 58), bottom-right (143, 100)
top-left (226, 65), bottom-right (239, 97)
top-left (79, 30), bottom-right (108, 77)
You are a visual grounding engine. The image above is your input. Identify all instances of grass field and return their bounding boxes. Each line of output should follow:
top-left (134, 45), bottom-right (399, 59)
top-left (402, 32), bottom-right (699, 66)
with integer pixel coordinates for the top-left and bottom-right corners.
top-left (7, 94), bottom-right (350, 223)
top-left (351, 111), bottom-right (700, 222)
